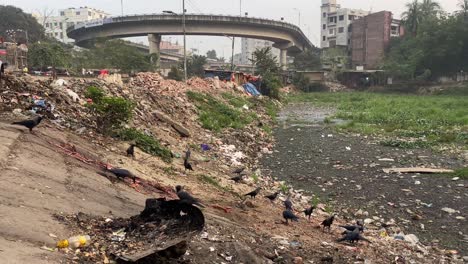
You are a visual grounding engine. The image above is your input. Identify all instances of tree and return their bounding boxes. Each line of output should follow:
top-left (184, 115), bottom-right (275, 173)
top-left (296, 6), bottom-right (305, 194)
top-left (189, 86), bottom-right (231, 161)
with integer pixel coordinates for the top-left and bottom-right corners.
top-left (420, 0), bottom-right (441, 18)
top-left (167, 66), bottom-right (183, 81)
top-left (79, 39), bottom-right (153, 73)
top-left (250, 47), bottom-right (282, 99)
top-left (0, 5), bottom-right (45, 43)
top-left (28, 41), bottom-right (71, 69)
top-left (459, 0), bottom-right (468, 20)
top-left (185, 54), bottom-right (207, 77)
top-left (250, 47), bottom-right (279, 75)
top-left (206, 49), bottom-right (217, 60)
top-left (402, 0), bottom-right (421, 35)
top-left (293, 47), bottom-right (322, 71)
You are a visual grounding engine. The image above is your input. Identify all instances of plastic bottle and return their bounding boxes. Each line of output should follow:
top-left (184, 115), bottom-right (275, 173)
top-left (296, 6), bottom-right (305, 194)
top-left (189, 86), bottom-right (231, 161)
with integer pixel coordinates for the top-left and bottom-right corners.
top-left (56, 235), bottom-right (91, 248)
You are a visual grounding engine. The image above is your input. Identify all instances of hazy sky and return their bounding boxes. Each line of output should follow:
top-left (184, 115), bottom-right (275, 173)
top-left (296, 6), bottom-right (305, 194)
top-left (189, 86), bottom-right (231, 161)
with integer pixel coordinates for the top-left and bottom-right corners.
top-left (3, 0), bottom-right (462, 57)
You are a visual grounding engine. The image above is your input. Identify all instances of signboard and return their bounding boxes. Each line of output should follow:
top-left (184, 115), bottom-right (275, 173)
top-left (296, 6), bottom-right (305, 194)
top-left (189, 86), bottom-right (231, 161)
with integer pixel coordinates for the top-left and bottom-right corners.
top-left (85, 19), bottom-right (104, 28)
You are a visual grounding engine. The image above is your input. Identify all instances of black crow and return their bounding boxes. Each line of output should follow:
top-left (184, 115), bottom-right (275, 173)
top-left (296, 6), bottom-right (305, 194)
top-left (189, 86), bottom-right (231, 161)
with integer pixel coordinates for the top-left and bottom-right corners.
top-left (283, 210), bottom-right (299, 225)
top-left (107, 168), bottom-right (136, 183)
top-left (321, 214), bottom-right (336, 232)
top-left (265, 192), bottom-right (279, 202)
top-left (184, 159), bottom-right (193, 171)
top-left (284, 195), bottom-right (293, 210)
top-left (232, 167), bottom-right (245, 174)
top-left (230, 175), bottom-right (243, 183)
top-left (175, 185), bottom-right (205, 208)
top-left (337, 227), bottom-right (371, 244)
top-left (303, 206), bottom-right (316, 221)
top-left (244, 187), bottom-right (261, 199)
top-left (12, 116), bottom-right (43, 132)
top-left (126, 144), bottom-right (136, 158)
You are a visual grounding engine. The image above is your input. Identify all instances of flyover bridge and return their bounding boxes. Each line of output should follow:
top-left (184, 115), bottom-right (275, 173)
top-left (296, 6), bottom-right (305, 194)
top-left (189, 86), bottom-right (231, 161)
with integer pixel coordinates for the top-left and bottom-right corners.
top-left (67, 14), bottom-right (313, 69)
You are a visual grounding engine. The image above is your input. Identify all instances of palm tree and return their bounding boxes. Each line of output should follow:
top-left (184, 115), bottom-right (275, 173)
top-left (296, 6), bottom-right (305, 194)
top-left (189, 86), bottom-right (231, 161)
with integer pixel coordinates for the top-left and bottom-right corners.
top-left (420, 0), bottom-right (441, 18)
top-left (460, 0), bottom-right (468, 20)
top-left (402, 0), bottom-right (421, 36)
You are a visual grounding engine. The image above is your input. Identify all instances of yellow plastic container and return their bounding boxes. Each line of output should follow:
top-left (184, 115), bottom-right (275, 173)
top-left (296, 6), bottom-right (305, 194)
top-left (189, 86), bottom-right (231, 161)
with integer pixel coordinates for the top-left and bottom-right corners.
top-left (57, 235), bottom-right (90, 248)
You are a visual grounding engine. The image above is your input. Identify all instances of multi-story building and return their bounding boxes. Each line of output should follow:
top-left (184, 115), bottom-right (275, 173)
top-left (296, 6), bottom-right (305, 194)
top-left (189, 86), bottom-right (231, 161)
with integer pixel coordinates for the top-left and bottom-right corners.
top-left (351, 11), bottom-right (404, 69)
top-left (320, 0), bottom-right (369, 48)
top-left (35, 7), bottom-right (109, 44)
top-left (240, 38), bottom-right (280, 65)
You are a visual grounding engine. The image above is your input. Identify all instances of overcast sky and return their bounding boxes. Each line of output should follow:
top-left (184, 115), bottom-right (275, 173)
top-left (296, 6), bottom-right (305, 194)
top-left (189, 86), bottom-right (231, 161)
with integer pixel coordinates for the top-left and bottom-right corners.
top-left (3, 0), bottom-right (462, 57)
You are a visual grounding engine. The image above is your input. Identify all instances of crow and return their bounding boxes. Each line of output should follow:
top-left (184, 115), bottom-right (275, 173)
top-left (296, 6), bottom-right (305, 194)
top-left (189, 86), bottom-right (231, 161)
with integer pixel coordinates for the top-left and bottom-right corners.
top-left (107, 167), bottom-right (136, 183)
top-left (339, 224), bottom-right (364, 234)
top-left (244, 187), bottom-right (261, 199)
top-left (175, 185), bottom-right (205, 208)
top-left (126, 144), bottom-right (136, 158)
top-left (265, 192), bottom-right (279, 203)
top-left (184, 159), bottom-right (193, 171)
top-left (283, 209), bottom-right (299, 225)
top-left (337, 227), bottom-right (371, 244)
top-left (303, 206), bottom-right (316, 221)
top-left (12, 116), bottom-right (43, 132)
top-left (230, 175), bottom-right (243, 183)
top-left (321, 214), bottom-right (336, 232)
top-left (232, 167), bottom-right (245, 174)
top-left (284, 194), bottom-right (293, 210)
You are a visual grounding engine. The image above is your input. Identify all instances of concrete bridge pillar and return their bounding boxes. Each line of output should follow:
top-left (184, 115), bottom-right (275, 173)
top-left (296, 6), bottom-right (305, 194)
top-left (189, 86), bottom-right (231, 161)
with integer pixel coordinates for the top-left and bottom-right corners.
top-left (148, 33), bottom-right (161, 68)
top-left (280, 49), bottom-right (288, 71)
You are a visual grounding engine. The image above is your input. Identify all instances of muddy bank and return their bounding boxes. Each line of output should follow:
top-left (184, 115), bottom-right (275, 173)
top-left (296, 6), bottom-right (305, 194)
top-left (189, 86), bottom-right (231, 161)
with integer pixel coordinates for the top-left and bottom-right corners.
top-left (262, 102), bottom-right (468, 254)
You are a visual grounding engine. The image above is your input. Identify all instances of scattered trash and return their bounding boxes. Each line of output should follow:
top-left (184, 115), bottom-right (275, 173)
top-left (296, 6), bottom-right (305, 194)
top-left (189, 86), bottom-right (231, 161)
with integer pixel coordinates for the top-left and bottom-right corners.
top-left (201, 144), bottom-right (211, 151)
top-left (441, 207), bottom-right (457, 214)
top-left (383, 167), bottom-right (454, 174)
top-left (48, 233), bottom-right (58, 238)
top-left (56, 235), bottom-right (91, 249)
top-left (378, 158), bottom-right (395, 162)
top-left (111, 228), bottom-right (126, 242)
top-left (415, 181), bottom-right (421, 185)
top-left (452, 177), bottom-right (460, 181)
top-left (345, 146), bottom-right (351, 151)
top-left (209, 247), bottom-right (215, 252)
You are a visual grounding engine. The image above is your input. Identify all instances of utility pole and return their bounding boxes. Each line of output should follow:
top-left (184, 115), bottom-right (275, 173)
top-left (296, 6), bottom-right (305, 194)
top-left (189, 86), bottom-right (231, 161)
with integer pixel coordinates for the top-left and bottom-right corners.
top-left (230, 0), bottom-right (242, 72)
top-left (121, 0), bottom-right (124, 16)
top-left (183, 0), bottom-right (187, 82)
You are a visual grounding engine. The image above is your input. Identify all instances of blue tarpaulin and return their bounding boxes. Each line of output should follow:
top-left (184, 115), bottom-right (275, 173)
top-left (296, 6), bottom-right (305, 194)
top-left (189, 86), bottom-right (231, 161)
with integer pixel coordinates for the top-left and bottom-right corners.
top-left (243, 82), bottom-right (261, 96)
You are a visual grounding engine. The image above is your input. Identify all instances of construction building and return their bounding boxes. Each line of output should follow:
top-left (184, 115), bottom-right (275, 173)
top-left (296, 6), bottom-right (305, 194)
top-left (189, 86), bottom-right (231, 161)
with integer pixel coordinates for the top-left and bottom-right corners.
top-left (350, 11), bottom-right (404, 69)
top-left (320, 0), bottom-right (369, 48)
top-left (34, 7), bottom-right (109, 44)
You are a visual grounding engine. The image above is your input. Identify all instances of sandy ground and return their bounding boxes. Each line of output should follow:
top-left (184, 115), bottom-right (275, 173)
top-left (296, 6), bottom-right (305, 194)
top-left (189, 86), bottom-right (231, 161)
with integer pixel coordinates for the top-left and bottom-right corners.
top-left (262, 103), bottom-right (468, 255)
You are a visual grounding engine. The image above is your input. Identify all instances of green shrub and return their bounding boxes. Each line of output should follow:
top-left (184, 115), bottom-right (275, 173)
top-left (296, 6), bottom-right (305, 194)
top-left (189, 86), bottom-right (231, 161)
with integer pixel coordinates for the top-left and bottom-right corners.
top-left (167, 66), bottom-right (183, 81)
top-left (118, 128), bottom-right (172, 162)
top-left (187, 91), bottom-right (255, 132)
top-left (452, 168), bottom-right (468, 179)
top-left (85, 86), bottom-right (105, 104)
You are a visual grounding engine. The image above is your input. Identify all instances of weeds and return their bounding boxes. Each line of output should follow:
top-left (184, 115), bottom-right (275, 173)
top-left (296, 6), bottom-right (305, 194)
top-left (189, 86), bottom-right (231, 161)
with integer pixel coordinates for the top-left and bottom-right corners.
top-left (251, 173), bottom-right (259, 184)
top-left (197, 174), bottom-right (239, 197)
top-left (279, 183), bottom-right (289, 194)
top-left (187, 91), bottom-right (256, 132)
top-left (289, 92), bottom-right (468, 148)
top-left (118, 128), bottom-right (172, 162)
top-left (163, 166), bottom-right (176, 176)
top-left (452, 168), bottom-right (468, 179)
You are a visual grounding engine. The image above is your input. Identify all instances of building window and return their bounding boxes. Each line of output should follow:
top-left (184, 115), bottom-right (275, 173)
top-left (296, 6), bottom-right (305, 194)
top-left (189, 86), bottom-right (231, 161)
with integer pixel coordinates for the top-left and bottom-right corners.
top-left (339, 15), bottom-right (344, 21)
top-left (348, 39), bottom-right (351, 45)
top-left (60, 11), bottom-right (65, 16)
top-left (323, 36), bottom-right (326, 41)
top-left (349, 15), bottom-right (355, 20)
top-left (60, 32), bottom-right (63, 39)
top-left (323, 12), bottom-right (327, 18)
top-left (348, 25), bottom-right (352, 32)
top-left (329, 29), bottom-right (335, 35)
top-left (76, 11), bottom-right (80, 15)
top-left (323, 24), bottom-right (326, 30)
top-left (88, 11), bottom-right (92, 16)
top-left (328, 16), bottom-right (337, 23)
top-left (338, 27), bottom-right (344, 33)
top-left (54, 22), bottom-right (57, 26)
top-left (59, 22), bottom-right (62, 28)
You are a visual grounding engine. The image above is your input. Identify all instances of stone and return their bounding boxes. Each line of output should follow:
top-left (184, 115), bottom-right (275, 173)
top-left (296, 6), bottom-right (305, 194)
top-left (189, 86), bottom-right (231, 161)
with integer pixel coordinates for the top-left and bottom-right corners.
top-left (452, 177), bottom-right (460, 181)
top-left (293, 257), bottom-right (303, 264)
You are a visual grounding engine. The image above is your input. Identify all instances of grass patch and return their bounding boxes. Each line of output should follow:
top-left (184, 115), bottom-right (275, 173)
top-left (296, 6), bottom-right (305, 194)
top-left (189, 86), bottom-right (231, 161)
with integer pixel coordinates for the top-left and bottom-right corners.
top-left (187, 91), bottom-right (257, 132)
top-left (289, 92), bottom-right (468, 148)
top-left (251, 173), bottom-right (259, 184)
top-left (163, 166), bottom-right (176, 176)
top-left (197, 174), bottom-right (240, 197)
top-left (118, 128), bottom-right (172, 162)
top-left (452, 168), bottom-right (468, 179)
top-left (279, 183), bottom-right (289, 194)
top-left (221, 92), bottom-right (252, 108)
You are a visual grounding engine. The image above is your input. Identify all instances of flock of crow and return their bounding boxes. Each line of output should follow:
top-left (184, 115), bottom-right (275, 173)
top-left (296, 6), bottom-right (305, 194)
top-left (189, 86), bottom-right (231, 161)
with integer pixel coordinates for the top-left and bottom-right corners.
top-left (10, 116), bottom-right (371, 245)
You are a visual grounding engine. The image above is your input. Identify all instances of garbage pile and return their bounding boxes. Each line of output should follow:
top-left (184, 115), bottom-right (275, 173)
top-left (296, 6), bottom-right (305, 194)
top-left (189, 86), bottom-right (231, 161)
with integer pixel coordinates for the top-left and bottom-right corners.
top-left (55, 198), bottom-right (205, 263)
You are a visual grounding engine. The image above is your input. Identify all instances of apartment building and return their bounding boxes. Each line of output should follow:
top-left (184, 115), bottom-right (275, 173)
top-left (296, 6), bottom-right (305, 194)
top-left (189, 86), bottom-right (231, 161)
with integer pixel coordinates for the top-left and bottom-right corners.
top-left (351, 11), bottom-right (404, 69)
top-left (35, 7), bottom-right (109, 44)
top-left (320, 0), bottom-right (369, 48)
top-left (240, 38), bottom-right (280, 65)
